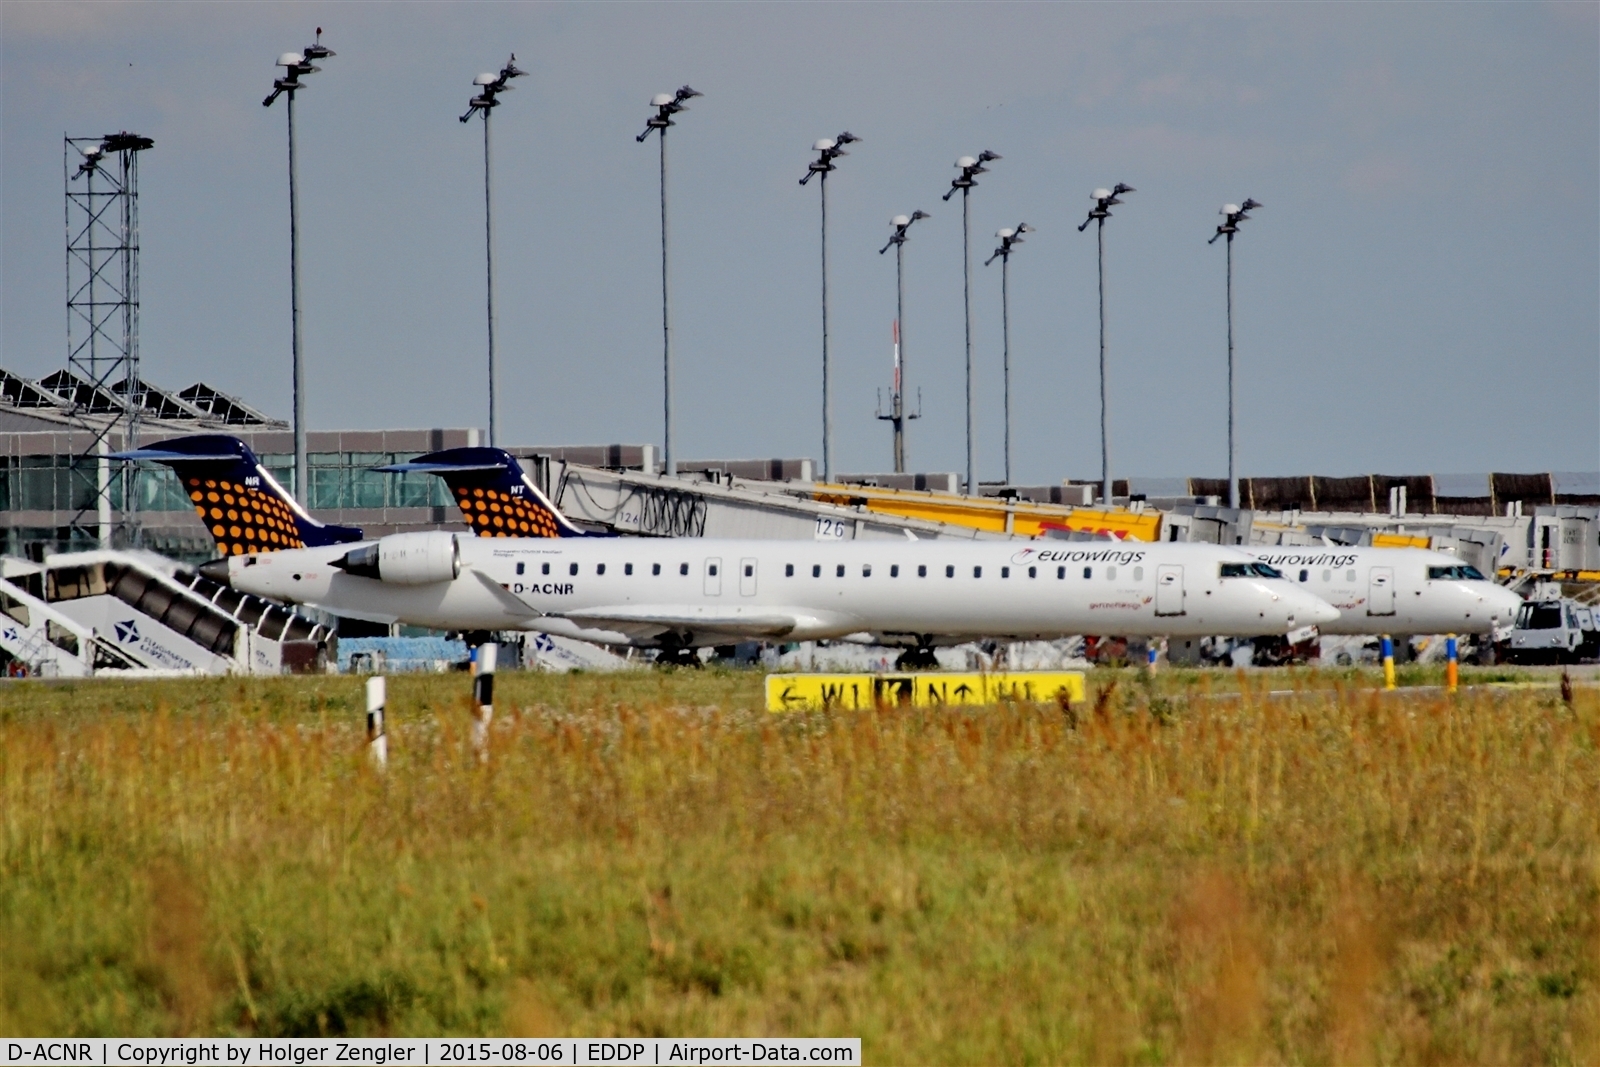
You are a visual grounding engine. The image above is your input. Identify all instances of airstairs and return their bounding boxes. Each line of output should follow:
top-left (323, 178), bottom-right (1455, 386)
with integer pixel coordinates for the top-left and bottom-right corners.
top-left (0, 550), bottom-right (335, 677)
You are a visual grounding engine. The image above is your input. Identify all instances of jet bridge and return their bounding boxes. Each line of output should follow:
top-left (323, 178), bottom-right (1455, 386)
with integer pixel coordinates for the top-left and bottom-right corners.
top-left (535, 460), bottom-right (1023, 542)
top-left (0, 550), bottom-right (335, 677)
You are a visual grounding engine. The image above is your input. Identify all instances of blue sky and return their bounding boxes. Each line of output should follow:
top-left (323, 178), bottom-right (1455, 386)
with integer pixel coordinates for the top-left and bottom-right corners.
top-left (3, 2), bottom-right (1596, 482)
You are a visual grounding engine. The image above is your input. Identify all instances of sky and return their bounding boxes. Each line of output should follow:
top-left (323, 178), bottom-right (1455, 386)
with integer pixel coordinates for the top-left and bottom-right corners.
top-left (3, 1), bottom-right (1596, 484)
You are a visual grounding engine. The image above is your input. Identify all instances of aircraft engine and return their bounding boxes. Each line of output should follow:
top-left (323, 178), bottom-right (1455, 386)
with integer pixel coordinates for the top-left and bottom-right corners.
top-left (334, 531), bottom-right (461, 585)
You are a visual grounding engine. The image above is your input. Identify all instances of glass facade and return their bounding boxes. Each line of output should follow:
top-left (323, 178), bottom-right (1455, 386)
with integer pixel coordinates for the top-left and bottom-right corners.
top-left (1, 452), bottom-right (450, 513)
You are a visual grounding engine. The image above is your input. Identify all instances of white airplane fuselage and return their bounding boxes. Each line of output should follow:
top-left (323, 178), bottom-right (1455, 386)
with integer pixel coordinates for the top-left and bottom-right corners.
top-left (219, 535), bottom-right (1339, 647)
top-left (1244, 546), bottom-right (1523, 635)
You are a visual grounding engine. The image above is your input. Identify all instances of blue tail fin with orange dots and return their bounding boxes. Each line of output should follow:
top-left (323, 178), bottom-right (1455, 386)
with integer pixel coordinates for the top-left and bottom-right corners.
top-left (112, 435), bottom-right (364, 556)
top-left (375, 447), bottom-right (603, 538)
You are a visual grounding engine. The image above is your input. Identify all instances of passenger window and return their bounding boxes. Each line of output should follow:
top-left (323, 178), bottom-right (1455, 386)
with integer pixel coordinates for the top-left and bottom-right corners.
top-left (569, 563), bottom-right (579, 576)
top-left (516, 562), bottom-right (525, 575)
top-left (813, 564), bottom-right (821, 578)
top-left (891, 565), bottom-right (900, 577)
top-left (597, 563), bottom-right (606, 576)
top-left (1298, 569), bottom-right (1308, 582)
top-left (974, 566), bottom-right (983, 578)
top-left (652, 563), bottom-right (661, 576)
top-left (863, 564), bottom-right (872, 577)
top-left (1321, 569), bottom-right (1330, 582)
top-left (1001, 566), bottom-right (1010, 578)
top-left (1028, 566), bottom-right (1037, 579)
top-left (918, 565), bottom-right (927, 577)
top-left (1346, 569), bottom-right (1356, 582)
top-left (680, 563), bottom-right (689, 576)
top-left (1083, 567), bottom-right (1092, 579)
top-left (945, 565), bottom-right (955, 578)
top-left (1107, 566), bottom-right (1117, 580)
top-left (744, 564), bottom-right (753, 577)
top-left (785, 564), bottom-right (794, 577)
top-left (1133, 566), bottom-right (1143, 581)
top-left (836, 565), bottom-right (845, 578)
top-left (1057, 567), bottom-right (1065, 579)
top-left (625, 563), bottom-right (633, 576)
top-left (542, 562), bottom-right (551, 575)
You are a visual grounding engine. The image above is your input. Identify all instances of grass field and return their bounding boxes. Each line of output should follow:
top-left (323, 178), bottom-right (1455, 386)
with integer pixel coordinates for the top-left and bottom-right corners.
top-left (0, 666), bottom-right (1595, 1064)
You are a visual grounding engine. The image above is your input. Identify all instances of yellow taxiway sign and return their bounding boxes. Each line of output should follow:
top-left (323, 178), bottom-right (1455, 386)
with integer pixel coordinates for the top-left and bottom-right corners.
top-left (765, 671), bottom-right (1086, 712)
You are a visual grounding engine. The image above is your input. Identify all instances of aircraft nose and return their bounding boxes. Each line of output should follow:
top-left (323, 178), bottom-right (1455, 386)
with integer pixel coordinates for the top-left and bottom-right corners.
top-left (1289, 587), bottom-right (1340, 626)
top-left (1487, 585), bottom-right (1524, 622)
top-left (198, 558), bottom-right (232, 585)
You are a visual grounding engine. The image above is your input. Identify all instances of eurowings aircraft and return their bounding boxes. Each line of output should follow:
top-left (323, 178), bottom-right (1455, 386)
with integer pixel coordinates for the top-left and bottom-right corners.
top-left (1243, 547), bottom-right (1522, 635)
top-left (119, 436), bottom-right (1337, 661)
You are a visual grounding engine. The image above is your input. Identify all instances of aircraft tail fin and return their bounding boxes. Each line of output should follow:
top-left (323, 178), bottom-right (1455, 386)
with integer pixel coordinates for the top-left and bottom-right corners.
top-left (113, 435), bottom-right (364, 556)
top-left (376, 447), bottom-right (602, 538)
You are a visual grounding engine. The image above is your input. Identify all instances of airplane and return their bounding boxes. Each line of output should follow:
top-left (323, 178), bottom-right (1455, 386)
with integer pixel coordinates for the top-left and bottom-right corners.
top-left (117, 436), bottom-right (1340, 665)
top-left (1243, 546), bottom-right (1523, 636)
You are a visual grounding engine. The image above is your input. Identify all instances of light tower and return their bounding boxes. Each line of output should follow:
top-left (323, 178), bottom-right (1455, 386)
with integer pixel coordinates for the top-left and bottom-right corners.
top-left (943, 151), bottom-right (1000, 495)
top-left (877, 210), bottom-right (929, 473)
top-left (985, 222), bottom-right (1033, 486)
top-left (65, 131), bottom-right (154, 546)
top-left (1078, 182), bottom-right (1134, 506)
top-left (263, 28), bottom-right (335, 504)
top-left (637, 85), bottom-right (702, 478)
top-left (460, 54), bottom-right (528, 449)
top-left (1209, 198), bottom-right (1262, 510)
top-left (799, 132), bottom-right (860, 483)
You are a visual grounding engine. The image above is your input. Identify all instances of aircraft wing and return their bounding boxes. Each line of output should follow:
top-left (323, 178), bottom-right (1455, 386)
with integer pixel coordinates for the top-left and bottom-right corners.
top-left (553, 604), bottom-right (803, 642)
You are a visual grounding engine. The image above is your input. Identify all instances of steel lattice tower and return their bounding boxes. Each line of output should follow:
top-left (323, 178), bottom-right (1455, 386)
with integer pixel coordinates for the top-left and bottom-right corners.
top-left (64, 131), bottom-right (154, 546)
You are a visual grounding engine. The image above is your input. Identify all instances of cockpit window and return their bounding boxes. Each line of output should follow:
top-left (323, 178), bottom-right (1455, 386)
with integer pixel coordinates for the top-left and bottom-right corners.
top-left (1221, 562), bottom-right (1282, 579)
top-left (1428, 565), bottom-right (1487, 581)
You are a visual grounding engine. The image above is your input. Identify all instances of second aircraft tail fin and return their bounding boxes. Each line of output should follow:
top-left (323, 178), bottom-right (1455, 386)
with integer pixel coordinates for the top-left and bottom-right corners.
top-left (376, 448), bottom-right (600, 538)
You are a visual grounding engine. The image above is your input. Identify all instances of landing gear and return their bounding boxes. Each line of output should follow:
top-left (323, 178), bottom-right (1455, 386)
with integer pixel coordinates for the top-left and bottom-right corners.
top-left (895, 644), bottom-right (940, 671)
top-left (655, 643), bottom-right (702, 669)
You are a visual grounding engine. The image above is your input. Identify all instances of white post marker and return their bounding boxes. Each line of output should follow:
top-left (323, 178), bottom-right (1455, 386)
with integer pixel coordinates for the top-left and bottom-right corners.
top-left (366, 675), bottom-right (387, 769)
top-left (472, 642), bottom-right (497, 760)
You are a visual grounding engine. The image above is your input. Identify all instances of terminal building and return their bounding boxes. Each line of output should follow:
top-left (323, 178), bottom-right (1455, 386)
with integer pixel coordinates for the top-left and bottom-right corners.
top-left (4, 363), bottom-right (1597, 584)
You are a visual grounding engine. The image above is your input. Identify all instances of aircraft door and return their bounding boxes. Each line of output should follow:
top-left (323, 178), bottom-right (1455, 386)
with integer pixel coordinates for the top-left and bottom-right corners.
top-left (739, 557), bottom-right (757, 596)
top-left (703, 558), bottom-right (723, 596)
top-left (1367, 567), bottom-right (1395, 616)
top-left (1155, 565), bottom-right (1185, 616)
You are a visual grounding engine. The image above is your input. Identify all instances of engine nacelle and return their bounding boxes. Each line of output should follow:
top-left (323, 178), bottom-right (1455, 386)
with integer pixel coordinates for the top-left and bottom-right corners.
top-left (334, 531), bottom-right (460, 585)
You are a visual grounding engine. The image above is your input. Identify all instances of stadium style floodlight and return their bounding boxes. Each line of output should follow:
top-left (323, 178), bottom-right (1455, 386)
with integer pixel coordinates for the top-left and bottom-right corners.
top-left (877, 210), bottom-right (930, 473)
top-left (799, 131), bottom-right (861, 482)
top-left (1209, 198), bottom-right (1262, 510)
top-left (636, 85), bottom-right (702, 478)
top-left (262, 28), bottom-right (335, 505)
top-left (985, 223), bottom-right (1033, 486)
top-left (1078, 182), bottom-right (1134, 507)
top-left (941, 151), bottom-right (1000, 494)
top-left (459, 54), bottom-right (528, 449)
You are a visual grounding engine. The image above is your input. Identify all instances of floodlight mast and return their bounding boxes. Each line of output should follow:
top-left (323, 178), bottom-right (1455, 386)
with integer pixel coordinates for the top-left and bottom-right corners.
top-left (263, 28), bottom-right (335, 506)
top-left (1078, 182), bottom-right (1133, 507)
top-left (1209, 198), bottom-right (1261, 510)
top-left (637, 85), bottom-right (701, 478)
top-left (985, 223), bottom-right (1033, 486)
top-left (460, 54), bottom-right (527, 449)
top-left (799, 132), bottom-right (860, 483)
top-left (877, 210), bottom-right (930, 473)
top-left (942, 151), bottom-right (1000, 494)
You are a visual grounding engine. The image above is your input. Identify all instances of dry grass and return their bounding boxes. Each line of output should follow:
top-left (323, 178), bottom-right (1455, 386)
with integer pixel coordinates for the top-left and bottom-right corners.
top-left (0, 668), bottom-right (1595, 1064)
